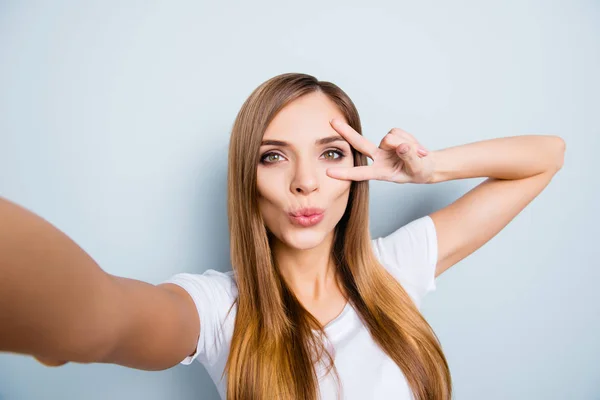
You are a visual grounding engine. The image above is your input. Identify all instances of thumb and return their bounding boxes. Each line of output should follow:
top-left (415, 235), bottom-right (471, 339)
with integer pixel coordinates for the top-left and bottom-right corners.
top-left (396, 143), bottom-right (423, 176)
top-left (397, 143), bottom-right (421, 166)
top-left (396, 143), bottom-right (413, 158)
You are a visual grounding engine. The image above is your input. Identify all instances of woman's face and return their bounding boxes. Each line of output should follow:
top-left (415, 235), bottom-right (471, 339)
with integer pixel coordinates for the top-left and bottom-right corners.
top-left (257, 91), bottom-right (355, 250)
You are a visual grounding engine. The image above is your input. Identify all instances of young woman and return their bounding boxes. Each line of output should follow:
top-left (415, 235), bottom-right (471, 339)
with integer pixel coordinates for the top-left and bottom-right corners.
top-left (0, 73), bottom-right (565, 400)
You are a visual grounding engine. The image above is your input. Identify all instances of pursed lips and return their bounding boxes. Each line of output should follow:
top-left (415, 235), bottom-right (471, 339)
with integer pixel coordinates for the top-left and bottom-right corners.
top-left (288, 208), bottom-right (325, 227)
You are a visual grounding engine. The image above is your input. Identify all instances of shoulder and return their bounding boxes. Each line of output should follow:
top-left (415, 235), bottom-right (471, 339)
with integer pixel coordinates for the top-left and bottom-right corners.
top-left (160, 269), bottom-right (238, 365)
top-left (163, 269), bottom-right (238, 302)
top-left (371, 215), bottom-right (438, 308)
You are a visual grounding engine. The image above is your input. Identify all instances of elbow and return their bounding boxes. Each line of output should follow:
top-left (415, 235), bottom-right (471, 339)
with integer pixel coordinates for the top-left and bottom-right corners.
top-left (59, 322), bottom-right (117, 364)
top-left (549, 135), bottom-right (566, 172)
top-left (31, 325), bottom-right (114, 366)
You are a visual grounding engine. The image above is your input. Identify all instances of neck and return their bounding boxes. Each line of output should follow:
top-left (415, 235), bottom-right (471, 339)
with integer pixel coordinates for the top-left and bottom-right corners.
top-left (273, 230), bottom-right (340, 303)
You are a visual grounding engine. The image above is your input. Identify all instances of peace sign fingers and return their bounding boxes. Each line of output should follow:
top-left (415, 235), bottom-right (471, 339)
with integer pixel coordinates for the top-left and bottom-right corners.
top-left (329, 118), bottom-right (379, 159)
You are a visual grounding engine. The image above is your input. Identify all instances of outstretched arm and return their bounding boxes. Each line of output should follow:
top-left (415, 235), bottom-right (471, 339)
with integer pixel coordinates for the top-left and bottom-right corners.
top-left (0, 197), bottom-right (199, 370)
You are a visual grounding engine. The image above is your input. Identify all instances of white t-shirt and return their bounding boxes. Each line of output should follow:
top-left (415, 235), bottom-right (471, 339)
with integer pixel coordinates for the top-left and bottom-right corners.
top-left (161, 215), bottom-right (438, 400)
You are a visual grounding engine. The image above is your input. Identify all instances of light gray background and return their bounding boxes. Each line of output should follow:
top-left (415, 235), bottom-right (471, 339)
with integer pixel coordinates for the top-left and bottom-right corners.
top-left (0, 1), bottom-right (598, 399)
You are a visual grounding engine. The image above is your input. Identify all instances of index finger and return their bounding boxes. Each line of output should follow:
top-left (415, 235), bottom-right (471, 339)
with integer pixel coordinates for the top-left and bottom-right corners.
top-left (330, 118), bottom-right (378, 159)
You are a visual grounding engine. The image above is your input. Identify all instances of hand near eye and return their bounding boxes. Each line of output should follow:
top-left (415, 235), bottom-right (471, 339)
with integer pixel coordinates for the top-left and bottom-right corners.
top-left (326, 119), bottom-right (435, 184)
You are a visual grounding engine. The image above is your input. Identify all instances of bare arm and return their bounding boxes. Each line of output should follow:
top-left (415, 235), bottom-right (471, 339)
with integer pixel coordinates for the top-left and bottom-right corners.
top-left (428, 135), bottom-right (565, 277)
top-left (0, 197), bottom-right (199, 371)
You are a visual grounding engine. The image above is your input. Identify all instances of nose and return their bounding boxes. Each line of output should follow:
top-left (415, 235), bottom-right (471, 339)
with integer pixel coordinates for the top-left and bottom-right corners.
top-left (290, 157), bottom-right (319, 195)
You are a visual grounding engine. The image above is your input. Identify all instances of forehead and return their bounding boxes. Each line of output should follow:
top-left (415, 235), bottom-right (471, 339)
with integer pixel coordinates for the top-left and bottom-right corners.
top-left (262, 91), bottom-right (347, 142)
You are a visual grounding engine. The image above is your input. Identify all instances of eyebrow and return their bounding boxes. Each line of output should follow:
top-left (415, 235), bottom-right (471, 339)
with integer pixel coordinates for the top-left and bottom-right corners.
top-left (261, 135), bottom-right (347, 147)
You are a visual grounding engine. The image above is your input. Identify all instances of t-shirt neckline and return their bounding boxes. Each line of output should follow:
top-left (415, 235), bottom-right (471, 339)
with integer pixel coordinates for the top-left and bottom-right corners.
top-left (311, 301), bottom-right (351, 332)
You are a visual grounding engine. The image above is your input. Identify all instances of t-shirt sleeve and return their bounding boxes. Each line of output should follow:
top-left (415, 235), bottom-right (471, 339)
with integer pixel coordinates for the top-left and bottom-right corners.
top-left (371, 215), bottom-right (438, 309)
top-left (160, 269), bottom-right (237, 366)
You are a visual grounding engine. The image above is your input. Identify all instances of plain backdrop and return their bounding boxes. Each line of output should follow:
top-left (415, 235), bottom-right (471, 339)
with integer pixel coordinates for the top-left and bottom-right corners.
top-left (0, 1), bottom-right (598, 399)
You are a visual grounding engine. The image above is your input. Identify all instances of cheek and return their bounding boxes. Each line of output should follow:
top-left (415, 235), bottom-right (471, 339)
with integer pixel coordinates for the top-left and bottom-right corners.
top-left (328, 177), bottom-right (352, 201)
top-left (257, 168), bottom-right (284, 203)
top-left (329, 181), bottom-right (352, 220)
top-left (256, 169), bottom-right (286, 226)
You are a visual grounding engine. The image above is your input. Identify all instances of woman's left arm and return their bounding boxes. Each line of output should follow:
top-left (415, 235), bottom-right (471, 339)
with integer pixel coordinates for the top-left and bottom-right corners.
top-left (326, 119), bottom-right (566, 279)
top-left (427, 135), bottom-right (566, 277)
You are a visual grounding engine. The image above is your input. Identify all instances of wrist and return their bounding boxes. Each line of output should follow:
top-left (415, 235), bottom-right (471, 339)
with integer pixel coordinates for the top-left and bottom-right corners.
top-left (426, 150), bottom-right (445, 184)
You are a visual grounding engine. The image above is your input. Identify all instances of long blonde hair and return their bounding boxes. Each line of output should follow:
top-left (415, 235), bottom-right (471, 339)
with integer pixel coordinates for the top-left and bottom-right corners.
top-left (224, 73), bottom-right (452, 399)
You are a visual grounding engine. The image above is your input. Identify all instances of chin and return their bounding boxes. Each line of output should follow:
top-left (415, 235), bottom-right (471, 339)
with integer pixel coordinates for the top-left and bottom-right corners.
top-left (279, 229), bottom-right (329, 250)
